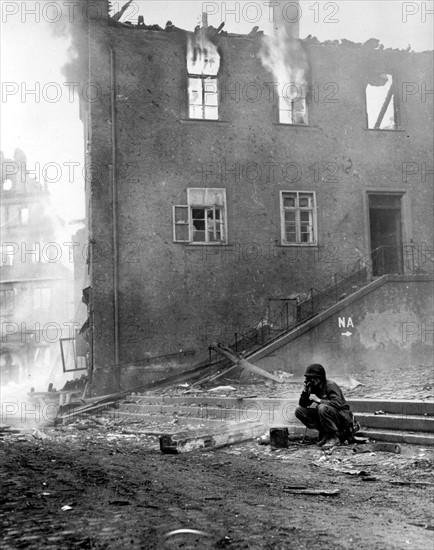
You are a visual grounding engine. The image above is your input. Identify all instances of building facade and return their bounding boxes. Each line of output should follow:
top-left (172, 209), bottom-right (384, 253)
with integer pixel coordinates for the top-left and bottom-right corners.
top-left (76, 2), bottom-right (433, 394)
top-left (0, 150), bottom-right (75, 388)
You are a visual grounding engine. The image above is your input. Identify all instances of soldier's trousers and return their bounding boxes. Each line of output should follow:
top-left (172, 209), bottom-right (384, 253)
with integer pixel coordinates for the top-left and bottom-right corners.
top-left (295, 404), bottom-right (351, 437)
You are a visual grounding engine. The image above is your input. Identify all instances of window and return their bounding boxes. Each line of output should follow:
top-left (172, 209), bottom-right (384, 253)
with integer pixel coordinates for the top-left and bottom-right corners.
top-left (186, 35), bottom-right (220, 120)
top-left (279, 85), bottom-right (308, 125)
top-left (188, 76), bottom-right (218, 120)
top-left (0, 289), bottom-right (14, 313)
top-left (280, 191), bottom-right (317, 245)
top-left (3, 179), bottom-right (13, 191)
top-left (173, 188), bottom-right (227, 244)
top-left (33, 288), bottom-right (51, 310)
top-left (1, 245), bottom-right (14, 266)
top-left (20, 207), bottom-right (29, 224)
top-left (366, 74), bottom-right (397, 130)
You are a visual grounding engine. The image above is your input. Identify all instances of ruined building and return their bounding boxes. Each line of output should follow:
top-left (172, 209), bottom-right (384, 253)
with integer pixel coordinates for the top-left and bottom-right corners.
top-left (0, 150), bottom-right (75, 387)
top-left (75, 2), bottom-right (433, 394)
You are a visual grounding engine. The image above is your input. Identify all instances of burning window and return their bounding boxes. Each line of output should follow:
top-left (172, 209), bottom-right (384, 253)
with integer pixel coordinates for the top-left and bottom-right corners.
top-left (33, 287), bottom-right (51, 310)
top-left (281, 191), bottom-right (317, 245)
top-left (173, 188), bottom-right (227, 244)
top-left (187, 33), bottom-right (220, 120)
top-left (279, 85), bottom-right (308, 125)
top-left (366, 74), bottom-right (397, 130)
top-left (0, 289), bottom-right (14, 313)
top-left (188, 76), bottom-right (218, 120)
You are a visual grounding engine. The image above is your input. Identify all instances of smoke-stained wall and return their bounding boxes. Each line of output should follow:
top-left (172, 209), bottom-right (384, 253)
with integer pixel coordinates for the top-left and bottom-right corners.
top-left (81, 16), bottom-right (433, 393)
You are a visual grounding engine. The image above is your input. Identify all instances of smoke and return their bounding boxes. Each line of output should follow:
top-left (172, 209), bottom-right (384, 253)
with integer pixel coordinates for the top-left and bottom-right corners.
top-left (259, 4), bottom-right (309, 106)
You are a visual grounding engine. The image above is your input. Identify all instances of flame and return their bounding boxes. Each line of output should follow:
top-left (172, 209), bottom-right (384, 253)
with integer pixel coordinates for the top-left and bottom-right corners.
top-left (259, 8), bottom-right (308, 104)
top-left (187, 30), bottom-right (220, 76)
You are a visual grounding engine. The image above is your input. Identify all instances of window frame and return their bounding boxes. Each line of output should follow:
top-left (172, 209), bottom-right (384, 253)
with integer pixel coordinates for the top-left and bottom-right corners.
top-left (278, 85), bottom-right (308, 126)
top-left (188, 75), bottom-right (219, 121)
top-left (33, 287), bottom-right (52, 310)
top-left (1, 245), bottom-right (15, 266)
top-left (173, 188), bottom-right (228, 245)
top-left (280, 190), bottom-right (318, 246)
top-left (365, 73), bottom-right (399, 131)
top-left (0, 289), bottom-right (14, 314)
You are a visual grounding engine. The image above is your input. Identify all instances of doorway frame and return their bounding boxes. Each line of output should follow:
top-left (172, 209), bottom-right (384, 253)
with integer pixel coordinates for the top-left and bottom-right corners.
top-left (363, 189), bottom-right (412, 271)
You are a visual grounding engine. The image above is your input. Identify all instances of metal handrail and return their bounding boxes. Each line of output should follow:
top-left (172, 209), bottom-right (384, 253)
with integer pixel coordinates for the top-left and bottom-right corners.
top-left (206, 243), bottom-right (432, 365)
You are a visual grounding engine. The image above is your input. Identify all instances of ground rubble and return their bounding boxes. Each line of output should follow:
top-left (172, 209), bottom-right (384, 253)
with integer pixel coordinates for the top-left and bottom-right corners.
top-left (1, 411), bottom-right (434, 549)
top-left (1, 363), bottom-right (433, 548)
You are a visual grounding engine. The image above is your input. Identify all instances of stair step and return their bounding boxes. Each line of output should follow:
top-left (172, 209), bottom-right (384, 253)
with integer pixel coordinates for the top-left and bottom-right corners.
top-left (349, 399), bottom-right (434, 417)
top-left (118, 401), bottom-right (298, 423)
top-left (355, 413), bottom-right (434, 433)
top-left (358, 429), bottom-right (434, 446)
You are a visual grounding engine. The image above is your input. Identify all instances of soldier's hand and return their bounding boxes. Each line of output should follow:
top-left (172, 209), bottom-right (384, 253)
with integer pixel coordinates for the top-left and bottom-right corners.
top-left (309, 393), bottom-right (321, 403)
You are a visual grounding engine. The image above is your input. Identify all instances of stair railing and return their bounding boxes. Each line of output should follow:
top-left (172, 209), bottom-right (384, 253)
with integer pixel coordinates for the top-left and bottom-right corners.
top-left (206, 243), bottom-right (433, 366)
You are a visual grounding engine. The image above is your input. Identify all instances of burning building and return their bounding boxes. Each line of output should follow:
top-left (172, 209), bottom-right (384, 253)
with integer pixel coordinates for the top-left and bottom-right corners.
top-left (0, 149), bottom-right (75, 388)
top-left (74, 1), bottom-right (433, 395)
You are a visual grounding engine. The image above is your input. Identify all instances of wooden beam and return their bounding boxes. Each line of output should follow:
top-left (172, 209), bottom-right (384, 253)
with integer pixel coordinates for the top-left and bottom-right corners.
top-left (160, 423), bottom-right (266, 453)
top-left (373, 84), bottom-right (394, 129)
top-left (211, 343), bottom-right (283, 384)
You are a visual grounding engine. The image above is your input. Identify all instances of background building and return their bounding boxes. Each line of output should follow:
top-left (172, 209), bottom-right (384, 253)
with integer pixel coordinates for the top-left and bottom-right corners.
top-left (74, 1), bottom-right (433, 394)
top-left (0, 149), bottom-right (75, 389)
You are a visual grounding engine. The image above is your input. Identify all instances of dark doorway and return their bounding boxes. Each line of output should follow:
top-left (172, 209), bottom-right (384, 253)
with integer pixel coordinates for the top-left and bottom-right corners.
top-left (369, 194), bottom-right (403, 275)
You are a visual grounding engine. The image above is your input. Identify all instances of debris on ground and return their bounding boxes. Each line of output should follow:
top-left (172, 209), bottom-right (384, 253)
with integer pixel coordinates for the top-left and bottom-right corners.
top-left (353, 443), bottom-right (401, 454)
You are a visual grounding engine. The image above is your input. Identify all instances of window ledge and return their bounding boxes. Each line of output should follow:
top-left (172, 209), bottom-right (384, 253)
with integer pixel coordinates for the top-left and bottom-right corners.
top-left (273, 123), bottom-right (320, 129)
top-left (277, 244), bottom-right (319, 248)
top-left (180, 119), bottom-right (230, 125)
top-left (364, 128), bottom-right (406, 133)
top-left (183, 243), bottom-right (232, 247)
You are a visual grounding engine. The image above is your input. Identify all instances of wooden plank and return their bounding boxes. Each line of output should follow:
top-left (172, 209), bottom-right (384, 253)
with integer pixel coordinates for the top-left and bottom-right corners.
top-left (211, 343), bottom-right (283, 384)
top-left (159, 423), bottom-right (266, 454)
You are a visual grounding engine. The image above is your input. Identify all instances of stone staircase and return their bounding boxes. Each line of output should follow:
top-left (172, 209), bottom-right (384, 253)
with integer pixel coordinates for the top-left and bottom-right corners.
top-left (350, 399), bottom-right (434, 446)
top-left (103, 394), bottom-right (434, 451)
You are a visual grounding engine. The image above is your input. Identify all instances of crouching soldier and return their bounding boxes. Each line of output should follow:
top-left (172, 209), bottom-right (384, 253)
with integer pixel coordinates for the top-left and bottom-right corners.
top-left (295, 363), bottom-right (357, 448)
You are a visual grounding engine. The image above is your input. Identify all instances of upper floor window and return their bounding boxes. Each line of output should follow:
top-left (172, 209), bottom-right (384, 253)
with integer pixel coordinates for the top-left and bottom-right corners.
top-left (20, 207), bottom-right (29, 224)
top-left (280, 191), bottom-right (317, 245)
top-left (33, 287), bottom-right (51, 310)
top-left (187, 33), bottom-right (220, 120)
top-left (279, 84), bottom-right (308, 125)
top-left (0, 289), bottom-right (14, 313)
top-left (1, 244), bottom-right (15, 266)
top-left (173, 188), bottom-right (227, 244)
top-left (188, 76), bottom-right (218, 120)
top-left (366, 74), bottom-right (397, 130)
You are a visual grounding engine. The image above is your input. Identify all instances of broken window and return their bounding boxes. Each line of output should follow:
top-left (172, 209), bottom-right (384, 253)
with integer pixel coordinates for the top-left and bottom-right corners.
top-left (0, 289), bottom-right (14, 313)
top-left (173, 188), bottom-right (227, 244)
top-left (281, 191), bottom-right (317, 245)
top-left (279, 85), bottom-right (308, 125)
top-left (366, 74), bottom-right (397, 130)
top-left (33, 287), bottom-right (51, 310)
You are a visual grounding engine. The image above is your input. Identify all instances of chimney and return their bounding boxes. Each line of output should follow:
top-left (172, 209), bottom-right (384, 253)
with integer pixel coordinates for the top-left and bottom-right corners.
top-left (202, 12), bottom-right (209, 29)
